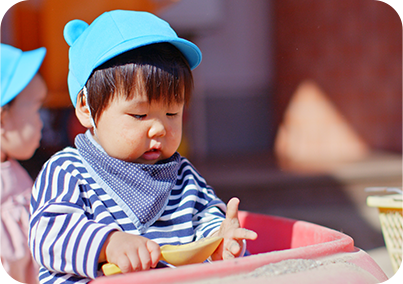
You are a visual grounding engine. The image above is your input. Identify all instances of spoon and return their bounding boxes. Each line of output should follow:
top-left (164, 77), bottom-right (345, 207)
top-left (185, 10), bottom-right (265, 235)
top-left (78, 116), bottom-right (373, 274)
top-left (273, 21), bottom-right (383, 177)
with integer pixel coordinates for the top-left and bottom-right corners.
top-left (102, 236), bottom-right (223, 275)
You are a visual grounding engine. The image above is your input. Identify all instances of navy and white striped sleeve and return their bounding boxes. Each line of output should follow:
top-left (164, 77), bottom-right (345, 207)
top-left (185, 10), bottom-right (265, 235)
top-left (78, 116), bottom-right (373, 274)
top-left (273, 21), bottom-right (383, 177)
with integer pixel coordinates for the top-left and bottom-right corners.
top-left (192, 185), bottom-right (227, 240)
top-left (178, 158), bottom-right (227, 239)
top-left (29, 151), bottom-right (116, 280)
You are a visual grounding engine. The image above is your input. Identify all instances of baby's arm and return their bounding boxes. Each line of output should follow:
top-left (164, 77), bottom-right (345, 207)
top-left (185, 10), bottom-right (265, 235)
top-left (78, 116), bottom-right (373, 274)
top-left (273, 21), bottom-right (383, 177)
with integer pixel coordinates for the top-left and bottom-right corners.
top-left (29, 199), bottom-right (116, 279)
top-left (210, 197), bottom-right (258, 260)
top-left (99, 231), bottom-right (160, 273)
top-left (29, 156), bottom-right (117, 279)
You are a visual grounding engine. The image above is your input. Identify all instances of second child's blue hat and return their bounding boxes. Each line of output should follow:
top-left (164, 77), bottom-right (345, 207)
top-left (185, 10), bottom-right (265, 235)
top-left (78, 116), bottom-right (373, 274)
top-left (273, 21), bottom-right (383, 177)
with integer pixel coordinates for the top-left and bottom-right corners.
top-left (64, 10), bottom-right (202, 107)
top-left (1, 44), bottom-right (46, 107)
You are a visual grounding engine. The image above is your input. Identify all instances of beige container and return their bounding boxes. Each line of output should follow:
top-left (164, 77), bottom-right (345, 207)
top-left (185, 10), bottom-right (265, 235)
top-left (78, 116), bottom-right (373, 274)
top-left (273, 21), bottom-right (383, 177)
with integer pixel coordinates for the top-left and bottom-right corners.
top-left (367, 193), bottom-right (403, 273)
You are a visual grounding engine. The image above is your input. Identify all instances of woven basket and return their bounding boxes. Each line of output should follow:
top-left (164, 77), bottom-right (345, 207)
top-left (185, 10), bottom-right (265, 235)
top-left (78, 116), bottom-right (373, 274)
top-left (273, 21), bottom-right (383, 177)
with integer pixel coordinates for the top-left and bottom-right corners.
top-left (367, 194), bottom-right (403, 273)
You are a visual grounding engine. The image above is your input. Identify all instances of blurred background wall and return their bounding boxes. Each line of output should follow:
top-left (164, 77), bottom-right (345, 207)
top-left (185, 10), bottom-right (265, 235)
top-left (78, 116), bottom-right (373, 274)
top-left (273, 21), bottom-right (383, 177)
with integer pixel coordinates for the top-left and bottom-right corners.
top-left (1, 0), bottom-right (401, 165)
top-left (272, 0), bottom-right (402, 153)
top-left (160, 0), bottom-right (274, 159)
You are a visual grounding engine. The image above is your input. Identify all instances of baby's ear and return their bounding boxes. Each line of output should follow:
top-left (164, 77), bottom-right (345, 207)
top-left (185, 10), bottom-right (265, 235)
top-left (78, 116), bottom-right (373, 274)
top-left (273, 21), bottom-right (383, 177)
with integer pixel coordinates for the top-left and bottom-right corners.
top-left (75, 93), bottom-right (93, 129)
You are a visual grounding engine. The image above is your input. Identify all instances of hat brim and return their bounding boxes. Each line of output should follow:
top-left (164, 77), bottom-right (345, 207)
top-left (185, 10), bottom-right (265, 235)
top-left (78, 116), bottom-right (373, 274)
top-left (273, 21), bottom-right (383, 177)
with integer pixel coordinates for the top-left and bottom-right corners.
top-left (2, 47), bottom-right (46, 106)
top-left (95, 35), bottom-right (202, 73)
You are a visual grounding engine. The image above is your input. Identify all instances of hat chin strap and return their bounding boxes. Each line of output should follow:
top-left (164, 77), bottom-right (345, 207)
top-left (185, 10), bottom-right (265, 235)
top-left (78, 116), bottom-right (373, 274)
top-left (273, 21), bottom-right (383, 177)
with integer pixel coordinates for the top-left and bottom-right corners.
top-left (83, 86), bottom-right (98, 138)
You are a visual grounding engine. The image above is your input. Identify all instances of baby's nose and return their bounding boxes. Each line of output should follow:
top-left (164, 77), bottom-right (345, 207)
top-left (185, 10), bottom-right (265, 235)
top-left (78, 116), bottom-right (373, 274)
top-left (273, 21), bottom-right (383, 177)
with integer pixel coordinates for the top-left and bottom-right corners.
top-left (148, 119), bottom-right (166, 138)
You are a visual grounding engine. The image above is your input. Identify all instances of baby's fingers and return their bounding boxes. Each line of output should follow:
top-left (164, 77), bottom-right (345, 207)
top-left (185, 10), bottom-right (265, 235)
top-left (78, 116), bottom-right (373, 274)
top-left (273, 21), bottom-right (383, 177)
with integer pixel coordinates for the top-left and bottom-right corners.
top-left (138, 246), bottom-right (152, 270)
top-left (233, 228), bottom-right (258, 241)
top-left (222, 240), bottom-right (241, 259)
top-left (225, 197), bottom-right (240, 221)
top-left (116, 254), bottom-right (139, 273)
top-left (146, 240), bottom-right (161, 268)
top-left (228, 240), bottom-right (241, 255)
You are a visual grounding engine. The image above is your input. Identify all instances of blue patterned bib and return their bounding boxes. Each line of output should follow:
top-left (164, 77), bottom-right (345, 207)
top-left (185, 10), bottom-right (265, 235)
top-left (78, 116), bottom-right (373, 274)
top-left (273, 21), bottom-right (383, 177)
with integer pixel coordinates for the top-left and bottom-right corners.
top-left (75, 131), bottom-right (180, 233)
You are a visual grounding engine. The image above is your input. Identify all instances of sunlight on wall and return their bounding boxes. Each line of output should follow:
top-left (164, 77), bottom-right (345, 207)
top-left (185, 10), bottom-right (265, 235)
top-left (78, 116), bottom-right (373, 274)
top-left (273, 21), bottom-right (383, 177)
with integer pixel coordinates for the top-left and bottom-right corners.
top-left (274, 80), bottom-right (370, 172)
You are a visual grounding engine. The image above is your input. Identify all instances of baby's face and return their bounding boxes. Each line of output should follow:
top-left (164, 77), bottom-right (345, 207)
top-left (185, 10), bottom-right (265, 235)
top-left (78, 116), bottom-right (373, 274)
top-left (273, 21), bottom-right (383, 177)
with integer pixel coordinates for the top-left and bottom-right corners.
top-left (92, 92), bottom-right (184, 164)
top-left (1, 74), bottom-right (46, 161)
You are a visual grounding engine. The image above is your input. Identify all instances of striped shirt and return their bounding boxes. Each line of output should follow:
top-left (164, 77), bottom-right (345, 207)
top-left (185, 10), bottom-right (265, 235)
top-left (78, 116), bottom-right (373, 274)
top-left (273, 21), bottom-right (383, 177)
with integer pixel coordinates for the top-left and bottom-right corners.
top-left (29, 147), bottom-right (226, 284)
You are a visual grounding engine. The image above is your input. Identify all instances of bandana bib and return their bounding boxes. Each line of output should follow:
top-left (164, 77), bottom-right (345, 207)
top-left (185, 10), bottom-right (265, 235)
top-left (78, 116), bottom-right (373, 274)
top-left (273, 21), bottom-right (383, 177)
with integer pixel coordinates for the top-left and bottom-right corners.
top-left (75, 131), bottom-right (180, 233)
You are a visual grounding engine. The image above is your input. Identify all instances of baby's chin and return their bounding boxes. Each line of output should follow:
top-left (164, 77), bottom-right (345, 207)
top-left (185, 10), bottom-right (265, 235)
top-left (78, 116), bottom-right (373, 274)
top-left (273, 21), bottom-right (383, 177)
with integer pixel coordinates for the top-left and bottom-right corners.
top-left (124, 154), bottom-right (164, 165)
top-left (11, 146), bottom-right (38, 161)
top-left (114, 150), bottom-right (176, 164)
top-left (11, 153), bottom-right (35, 161)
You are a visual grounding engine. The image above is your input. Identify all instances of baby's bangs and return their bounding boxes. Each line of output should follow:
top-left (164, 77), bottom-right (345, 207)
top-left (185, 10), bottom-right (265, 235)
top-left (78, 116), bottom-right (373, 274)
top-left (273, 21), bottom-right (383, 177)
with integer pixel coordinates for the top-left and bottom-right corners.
top-left (113, 59), bottom-right (192, 106)
top-left (143, 63), bottom-right (190, 105)
top-left (113, 64), bottom-right (137, 99)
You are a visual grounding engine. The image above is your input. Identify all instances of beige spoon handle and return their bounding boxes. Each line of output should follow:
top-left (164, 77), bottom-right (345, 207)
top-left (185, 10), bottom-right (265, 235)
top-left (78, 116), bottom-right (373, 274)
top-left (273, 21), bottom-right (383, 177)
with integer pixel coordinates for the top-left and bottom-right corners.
top-left (102, 263), bottom-right (122, 276)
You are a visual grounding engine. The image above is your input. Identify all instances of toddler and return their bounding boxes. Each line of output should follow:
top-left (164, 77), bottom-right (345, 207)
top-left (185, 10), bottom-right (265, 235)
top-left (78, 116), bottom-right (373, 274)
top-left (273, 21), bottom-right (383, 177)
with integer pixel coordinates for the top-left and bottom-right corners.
top-left (28, 10), bottom-right (257, 284)
top-left (1, 43), bottom-right (47, 284)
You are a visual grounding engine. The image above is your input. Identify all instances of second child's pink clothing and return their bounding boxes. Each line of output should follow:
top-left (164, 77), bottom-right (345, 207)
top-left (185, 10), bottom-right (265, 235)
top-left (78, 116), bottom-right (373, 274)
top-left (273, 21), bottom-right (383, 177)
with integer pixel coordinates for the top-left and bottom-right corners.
top-left (1, 159), bottom-right (39, 284)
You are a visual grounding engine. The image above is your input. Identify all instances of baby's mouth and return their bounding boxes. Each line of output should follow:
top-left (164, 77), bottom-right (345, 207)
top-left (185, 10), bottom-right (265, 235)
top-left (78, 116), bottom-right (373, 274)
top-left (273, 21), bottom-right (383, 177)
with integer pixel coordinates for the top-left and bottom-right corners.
top-left (142, 148), bottom-right (162, 160)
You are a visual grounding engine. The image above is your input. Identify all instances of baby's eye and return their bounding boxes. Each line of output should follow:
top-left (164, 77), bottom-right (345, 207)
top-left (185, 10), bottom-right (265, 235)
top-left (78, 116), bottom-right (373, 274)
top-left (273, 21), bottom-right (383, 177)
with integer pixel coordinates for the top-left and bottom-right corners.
top-left (166, 112), bottom-right (178, 117)
top-left (132, 114), bottom-right (147, 120)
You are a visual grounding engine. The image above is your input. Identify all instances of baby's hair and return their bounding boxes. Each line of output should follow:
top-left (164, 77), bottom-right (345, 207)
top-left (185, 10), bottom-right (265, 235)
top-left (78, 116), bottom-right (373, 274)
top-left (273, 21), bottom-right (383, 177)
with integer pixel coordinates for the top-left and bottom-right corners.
top-left (81, 43), bottom-right (193, 123)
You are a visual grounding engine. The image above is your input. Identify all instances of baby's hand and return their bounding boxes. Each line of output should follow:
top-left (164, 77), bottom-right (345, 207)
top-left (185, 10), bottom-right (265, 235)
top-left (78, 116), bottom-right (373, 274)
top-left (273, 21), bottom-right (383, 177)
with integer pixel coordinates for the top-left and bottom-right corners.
top-left (100, 231), bottom-right (160, 273)
top-left (211, 197), bottom-right (258, 261)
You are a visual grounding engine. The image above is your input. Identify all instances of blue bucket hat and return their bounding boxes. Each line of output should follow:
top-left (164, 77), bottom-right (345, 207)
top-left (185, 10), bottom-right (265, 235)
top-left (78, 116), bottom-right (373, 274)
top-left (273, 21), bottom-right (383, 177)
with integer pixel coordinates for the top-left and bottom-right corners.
top-left (1, 44), bottom-right (46, 107)
top-left (64, 10), bottom-right (202, 107)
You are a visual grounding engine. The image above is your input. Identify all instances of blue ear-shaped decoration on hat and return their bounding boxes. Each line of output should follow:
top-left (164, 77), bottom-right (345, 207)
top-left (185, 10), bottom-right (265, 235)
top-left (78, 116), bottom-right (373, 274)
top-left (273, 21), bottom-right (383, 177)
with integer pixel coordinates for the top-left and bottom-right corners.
top-left (64, 19), bottom-right (89, 46)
